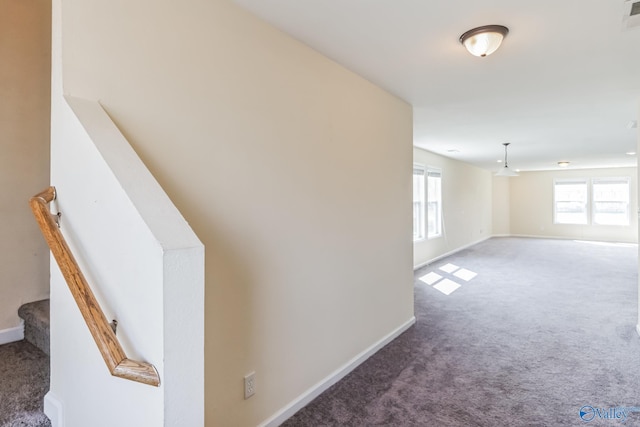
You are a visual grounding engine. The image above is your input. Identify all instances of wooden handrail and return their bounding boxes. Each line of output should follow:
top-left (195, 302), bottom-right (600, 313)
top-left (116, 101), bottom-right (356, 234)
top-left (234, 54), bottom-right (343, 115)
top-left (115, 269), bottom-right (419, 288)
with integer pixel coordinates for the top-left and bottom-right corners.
top-left (30, 186), bottom-right (160, 387)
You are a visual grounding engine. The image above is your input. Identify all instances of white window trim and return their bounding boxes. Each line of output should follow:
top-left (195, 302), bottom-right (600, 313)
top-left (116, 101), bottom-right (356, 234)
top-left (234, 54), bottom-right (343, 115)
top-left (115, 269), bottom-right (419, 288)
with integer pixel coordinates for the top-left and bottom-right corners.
top-left (553, 178), bottom-right (589, 225)
top-left (427, 166), bottom-right (443, 239)
top-left (553, 177), bottom-right (631, 227)
top-left (591, 176), bottom-right (631, 227)
top-left (413, 164), bottom-right (426, 242)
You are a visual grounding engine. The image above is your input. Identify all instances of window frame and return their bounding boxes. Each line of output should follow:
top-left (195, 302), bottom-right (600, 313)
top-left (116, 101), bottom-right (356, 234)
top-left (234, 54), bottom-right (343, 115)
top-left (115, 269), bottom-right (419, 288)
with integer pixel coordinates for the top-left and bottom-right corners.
top-left (591, 177), bottom-right (630, 226)
top-left (413, 164), bottom-right (426, 242)
top-left (553, 177), bottom-right (632, 227)
top-left (426, 167), bottom-right (443, 239)
top-left (553, 178), bottom-right (589, 225)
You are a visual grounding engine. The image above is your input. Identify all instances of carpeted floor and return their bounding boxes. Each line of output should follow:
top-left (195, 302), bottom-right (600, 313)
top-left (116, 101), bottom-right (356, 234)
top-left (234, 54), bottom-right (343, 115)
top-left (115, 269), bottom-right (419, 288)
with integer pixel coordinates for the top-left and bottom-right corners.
top-left (0, 340), bottom-right (51, 427)
top-left (283, 237), bottom-right (640, 426)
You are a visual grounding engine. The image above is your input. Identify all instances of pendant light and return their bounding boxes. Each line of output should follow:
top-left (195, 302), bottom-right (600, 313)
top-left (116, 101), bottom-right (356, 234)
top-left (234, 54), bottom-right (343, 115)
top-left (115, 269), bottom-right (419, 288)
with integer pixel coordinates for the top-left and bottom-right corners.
top-left (460, 25), bottom-right (509, 57)
top-left (496, 143), bottom-right (518, 177)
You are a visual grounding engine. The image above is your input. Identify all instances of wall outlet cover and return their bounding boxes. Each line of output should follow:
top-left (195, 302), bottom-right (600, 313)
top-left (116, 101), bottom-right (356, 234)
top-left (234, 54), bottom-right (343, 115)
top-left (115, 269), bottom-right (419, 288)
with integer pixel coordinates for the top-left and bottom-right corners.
top-left (244, 372), bottom-right (256, 399)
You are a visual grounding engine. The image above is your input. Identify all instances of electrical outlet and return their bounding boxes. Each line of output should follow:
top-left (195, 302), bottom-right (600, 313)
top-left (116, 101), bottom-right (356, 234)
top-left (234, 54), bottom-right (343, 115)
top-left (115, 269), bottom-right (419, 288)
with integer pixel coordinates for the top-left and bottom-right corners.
top-left (244, 372), bottom-right (256, 399)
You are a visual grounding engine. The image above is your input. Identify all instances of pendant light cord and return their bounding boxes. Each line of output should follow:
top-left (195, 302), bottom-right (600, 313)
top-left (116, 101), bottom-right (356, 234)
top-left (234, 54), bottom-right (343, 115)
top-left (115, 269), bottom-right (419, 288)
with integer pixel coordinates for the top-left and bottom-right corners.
top-left (503, 143), bottom-right (510, 168)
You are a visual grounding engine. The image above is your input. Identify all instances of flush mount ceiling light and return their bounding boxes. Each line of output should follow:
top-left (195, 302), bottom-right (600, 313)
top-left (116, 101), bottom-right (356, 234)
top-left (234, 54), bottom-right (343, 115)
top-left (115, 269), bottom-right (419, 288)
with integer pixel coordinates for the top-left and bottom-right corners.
top-left (558, 161), bottom-right (570, 167)
top-left (459, 25), bottom-right (509, 57)
top-left (496, 143), bottom-right (518, 177)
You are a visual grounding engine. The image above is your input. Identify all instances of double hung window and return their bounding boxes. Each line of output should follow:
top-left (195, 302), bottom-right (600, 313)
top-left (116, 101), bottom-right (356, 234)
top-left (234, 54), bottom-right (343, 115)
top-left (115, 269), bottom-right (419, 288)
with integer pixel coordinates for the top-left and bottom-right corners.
top-left (553, 177), bottom-right (630, 226)
top-left (413, 166), bottom-right (426, 241)
top-left (592, 178), bottom-right (630, 226)
top-left (554, 179), bottom-right (588, 225)
top-left (413, 165), bottom-right (442, 241)
top-left (427, 168), bottom-right (442, 238)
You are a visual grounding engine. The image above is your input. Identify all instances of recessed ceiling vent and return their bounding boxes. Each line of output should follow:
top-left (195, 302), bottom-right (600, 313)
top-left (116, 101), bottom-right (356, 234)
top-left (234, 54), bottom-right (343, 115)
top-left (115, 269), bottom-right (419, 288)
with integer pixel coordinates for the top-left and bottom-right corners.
top-left (623, 0), bottom-right (640, 30)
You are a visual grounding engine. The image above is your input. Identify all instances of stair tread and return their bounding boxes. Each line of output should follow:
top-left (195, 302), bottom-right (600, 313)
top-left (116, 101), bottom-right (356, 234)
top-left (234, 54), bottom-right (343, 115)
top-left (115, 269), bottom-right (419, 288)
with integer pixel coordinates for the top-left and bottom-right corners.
top-left (18, 299), bottom-right (50, 333)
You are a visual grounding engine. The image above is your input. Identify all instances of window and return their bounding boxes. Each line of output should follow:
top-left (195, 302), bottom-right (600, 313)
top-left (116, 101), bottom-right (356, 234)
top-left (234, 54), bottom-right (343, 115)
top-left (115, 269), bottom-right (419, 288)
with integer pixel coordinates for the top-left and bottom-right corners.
top-left (413, 165), bottom-right (425, 241)
top-left (592, 178), bottom-right (630, 226)
top-left (427, 168), bottom-right (442, 238)
top-left (554, 177), bottom-right (630, 226)
top-left (554, 179), bottom-right (588, 224)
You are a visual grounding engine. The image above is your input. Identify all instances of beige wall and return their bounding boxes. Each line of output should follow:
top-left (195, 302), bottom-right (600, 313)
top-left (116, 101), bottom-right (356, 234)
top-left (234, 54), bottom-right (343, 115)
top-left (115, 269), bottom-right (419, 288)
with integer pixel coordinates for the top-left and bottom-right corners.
top-left (413, 147), bottom-right (493, 268)
top-left (636, 103), bottom-right (639, 333)
top-left (492, 176), bottom-right (511, 236)
top-left (0, 0), bottom-right (50, 331)
top-left (61, 0), bottom-right (414, 425)
top-left (510, 167), bottom-right (638, 243)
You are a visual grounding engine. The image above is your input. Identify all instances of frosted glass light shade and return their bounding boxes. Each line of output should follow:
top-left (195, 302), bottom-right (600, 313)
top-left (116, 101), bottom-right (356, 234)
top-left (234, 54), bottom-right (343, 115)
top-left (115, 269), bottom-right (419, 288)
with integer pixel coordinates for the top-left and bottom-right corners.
top-left (495, 166), bottom-right (519, 177)
top-left (460, 25), bottom-right (509, 57)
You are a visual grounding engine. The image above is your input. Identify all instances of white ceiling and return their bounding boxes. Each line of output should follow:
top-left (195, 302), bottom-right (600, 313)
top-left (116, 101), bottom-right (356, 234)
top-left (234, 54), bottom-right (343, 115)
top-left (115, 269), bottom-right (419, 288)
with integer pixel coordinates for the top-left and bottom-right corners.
top-left (234, 0), bottom-right (640, 172)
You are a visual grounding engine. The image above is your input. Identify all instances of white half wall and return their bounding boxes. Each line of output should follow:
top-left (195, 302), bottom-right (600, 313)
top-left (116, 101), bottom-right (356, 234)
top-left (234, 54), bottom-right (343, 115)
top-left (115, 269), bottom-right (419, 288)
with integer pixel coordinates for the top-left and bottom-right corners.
top-left (49, 90), bottom-right (205, 427)
top-left (413, 147), bottom-right (493, 268)
top-left (48, 0), bottom-right (204, 424)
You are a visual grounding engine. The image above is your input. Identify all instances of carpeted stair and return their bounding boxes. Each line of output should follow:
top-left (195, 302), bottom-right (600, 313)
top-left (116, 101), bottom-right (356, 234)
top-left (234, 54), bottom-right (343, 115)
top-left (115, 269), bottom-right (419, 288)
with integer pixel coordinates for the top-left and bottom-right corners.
top-left (17, 300), bottom-right (50, 356)
top-left (0, 299), bottom-right (51, 427)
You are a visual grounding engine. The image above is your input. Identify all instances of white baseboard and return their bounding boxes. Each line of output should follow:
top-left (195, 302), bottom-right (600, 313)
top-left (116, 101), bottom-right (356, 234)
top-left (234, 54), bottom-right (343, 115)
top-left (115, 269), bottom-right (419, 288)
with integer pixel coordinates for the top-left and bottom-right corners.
top-left (509, 234), bottom-right (574, 240)
top-left (413, 236), bottom-right (490, 271)
top-left (508, 234), bottom-right (638, 245)
top-left (0, 320), bottom-right (24, 345)
top-left (258, 316), bottom-right (417, 427)
top-left (45, 391), bottom-right (64, 427)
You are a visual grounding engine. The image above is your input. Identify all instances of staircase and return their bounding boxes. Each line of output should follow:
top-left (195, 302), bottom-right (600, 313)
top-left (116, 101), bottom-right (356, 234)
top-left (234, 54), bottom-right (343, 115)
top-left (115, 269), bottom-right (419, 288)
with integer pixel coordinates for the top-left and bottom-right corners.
top-left (0, 299), bottom-right (51, 427)
top-left (17, 300), bottom-right (50, 356)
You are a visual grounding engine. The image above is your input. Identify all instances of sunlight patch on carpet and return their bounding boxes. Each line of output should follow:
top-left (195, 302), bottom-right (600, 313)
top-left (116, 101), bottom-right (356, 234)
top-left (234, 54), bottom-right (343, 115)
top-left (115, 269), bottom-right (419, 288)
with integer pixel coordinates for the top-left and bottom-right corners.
top-left (454, 268), bottom-right (477, 282)
top-left (421, 264), bottom-right (478, 295)
top-left (439, 263), bottom-right (459, 273)
top-left (419, 272), bottom-right (442, 285)
top-left (574, 240), bottom-right (638, 248)
top-left (433, 279), bottom-right (461, 295)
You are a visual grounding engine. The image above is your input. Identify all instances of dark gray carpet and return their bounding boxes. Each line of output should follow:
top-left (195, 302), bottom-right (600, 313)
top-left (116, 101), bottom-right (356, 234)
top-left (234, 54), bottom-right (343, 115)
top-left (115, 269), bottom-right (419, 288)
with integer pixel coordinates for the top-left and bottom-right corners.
top-left (0, 341), bottom-right (51, 427)
top-left (283, 237), bottom-right (640, 426)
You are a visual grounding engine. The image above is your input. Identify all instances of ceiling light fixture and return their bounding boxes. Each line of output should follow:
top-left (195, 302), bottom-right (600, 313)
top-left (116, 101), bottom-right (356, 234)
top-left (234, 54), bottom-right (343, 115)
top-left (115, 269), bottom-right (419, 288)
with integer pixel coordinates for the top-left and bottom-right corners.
top-left (626, 151), bottom-right (636, 156)
top-left (496, 143), bottom-right (518, 177)
top-left (557, 161), bottom-right (570, 167)
top-left (459, 25), bottom-right (509, 57)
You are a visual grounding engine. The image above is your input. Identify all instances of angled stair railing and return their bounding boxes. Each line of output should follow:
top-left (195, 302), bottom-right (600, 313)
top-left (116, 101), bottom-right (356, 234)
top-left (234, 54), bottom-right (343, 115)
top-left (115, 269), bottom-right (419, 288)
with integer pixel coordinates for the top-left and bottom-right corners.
top-left (30, 186), bottom-right (160, 387)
